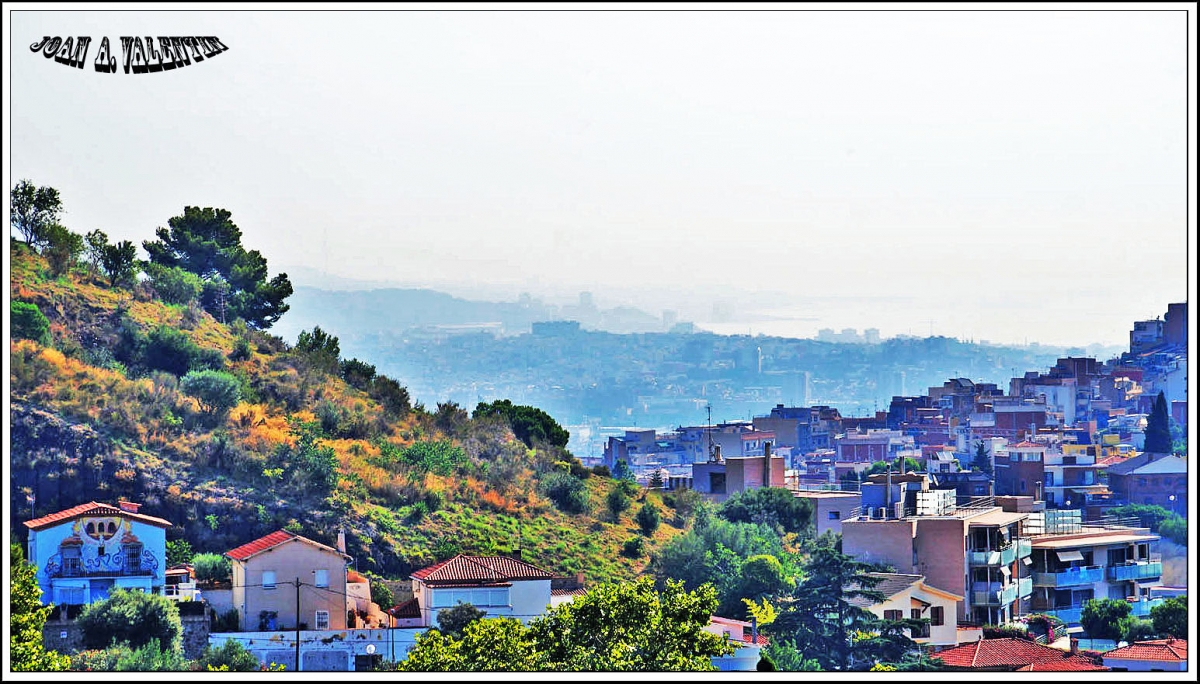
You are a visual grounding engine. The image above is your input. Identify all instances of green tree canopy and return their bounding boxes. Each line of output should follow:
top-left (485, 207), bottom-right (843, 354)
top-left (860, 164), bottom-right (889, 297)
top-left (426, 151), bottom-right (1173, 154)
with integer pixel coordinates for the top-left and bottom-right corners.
top-left (294, 326), bottom-right (341, 373)
top-left (436, 601), bottom-right (487, 638)
top-left (181, 369), bottom-right (242, 421)
top-left (12, 301), bottom-right (52, 346)
top-left (100, 239), bottom-right (139, 288)
top-left (1144, 391), bottom-right (1173, 454)
top-left (192, 553), bottom-right (232, 583)
top-left (1080, 598), bottom-right (1132, 641)
top-left (78, 588), bottom-right (183, 653)
top-left (9, 544), bottom-right (71, 671)
top-left (10, 180), bottom-right (63, 247)
top-left (142, 206), bottom-right (293, 329)
top-left (1150, 595), bottom-right (1187, 638)
top-left (635, 500), bottom-right (661, 536)
top-left (971, 441), bottom-right (993, 475)
top-left (43, 222), bottom-right (84, 276)
top-left (473, 399), bottom-right (569, 449)
top-left (720, 487), bottom-right (814, 536)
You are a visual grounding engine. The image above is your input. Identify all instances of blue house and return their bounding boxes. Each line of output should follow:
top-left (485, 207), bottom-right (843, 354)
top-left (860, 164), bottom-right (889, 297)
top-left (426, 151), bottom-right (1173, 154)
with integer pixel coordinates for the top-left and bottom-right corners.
top-left (23, 500), bottom-right (172, 606)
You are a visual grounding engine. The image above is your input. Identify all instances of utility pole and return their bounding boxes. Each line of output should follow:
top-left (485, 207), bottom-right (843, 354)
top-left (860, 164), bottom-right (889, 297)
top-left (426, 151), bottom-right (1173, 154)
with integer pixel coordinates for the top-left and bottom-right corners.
top-left (294, 578), bottom-right (301, 672)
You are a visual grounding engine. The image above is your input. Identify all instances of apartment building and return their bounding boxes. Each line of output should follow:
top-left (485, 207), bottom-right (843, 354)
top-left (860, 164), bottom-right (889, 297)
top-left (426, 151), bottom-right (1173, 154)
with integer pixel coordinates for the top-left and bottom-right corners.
top-left (841, 475), bottom-right (1034, 625)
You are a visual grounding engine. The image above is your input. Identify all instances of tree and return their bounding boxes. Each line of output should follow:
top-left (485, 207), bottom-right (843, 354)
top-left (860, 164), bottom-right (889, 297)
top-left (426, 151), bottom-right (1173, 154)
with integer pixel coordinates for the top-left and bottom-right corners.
top-left (611, 458), bottom-right (633, 482)
top-left (434, 401), bottom-right (470, 436)
top-left (1150, 595), bottom-right (1187, 638)
top-left (436, 602), bottom-right (487, 638)
top-left (181, 370), bottom-right (242, 421)
top-left (648, 470), bottom-right (665, 489)
top-left (340, 358), bottom-right (376, 389)
top-left (192, 553), bottom-right (231, 583)
top-left (863, 457), bottom-right (923, 478)
top-left (635, 501), bottom-right (661, 537)
top-left (100, 240), bottom-right (138, 287)
top-left (1079, 598), bottom-right (1132, 641)
top-left (540, 472), bottom-right (590, 514)
top-left (43, 222), bottom-right (84, 276)
top-left (1118, 616), bottom-right (1157, 643)
top-left (12, 301), bottom-right (52, 346)
top-left (737, 554), bottom-right (792, 605)
top-left (529, 578), bottom-right (734, 671)
top-left (1144, 391), bottom-right (1173, 454)
top-left (9, 544), bottom-right (70, 671)
top-left (720, 487), bottom-right (814, 536)
top-left (142, 206), bottom-right (293, 329)
top-left (473, 399), bottom-right (569, 449)
top-left (606, 485), bottom-right (632, 520)
top-left (767, 541), bottom-right (915, 671)
top-left (294, 326), bottom-right (341, 373)
top-left (165, 539), bottom-right (194, 566)
top-left (78, 588), bottom-right (183, 653)
top-left (971, 441), bottom-right (993, 475)
top-left (144, 262), bottom-right (203, 305)
top-left (84, 229), bottom-right (109, 276)
top-left (10, 180), bottom-right (62, 247)
top-left (397, 629), bottom-right (466, 671)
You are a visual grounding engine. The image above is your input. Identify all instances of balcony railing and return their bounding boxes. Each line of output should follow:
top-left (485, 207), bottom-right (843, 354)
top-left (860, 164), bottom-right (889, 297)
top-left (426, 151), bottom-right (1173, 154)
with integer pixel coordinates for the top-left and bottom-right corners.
top-left (968, 541), bottom-right (1019, 567)
top-left (1130, 598), bottom-right (1166, 617)
top-left (1018, 576), bottom-right (1033, 598)
top-left (1017, 538), bottom-right (1032, 559)
top-left (1032, 566), bottom-right (1104, 588)
top-left (1108, 560), bottom-right (1163, 582)
top-left (1046, 605), bottom-right (1084, 624)
top-left (972, 583), bottom-right (1019, 606)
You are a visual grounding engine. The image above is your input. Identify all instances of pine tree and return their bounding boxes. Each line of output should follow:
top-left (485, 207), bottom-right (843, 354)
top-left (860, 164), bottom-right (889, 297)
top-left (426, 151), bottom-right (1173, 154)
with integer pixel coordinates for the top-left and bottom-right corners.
top-left (1144, 391), bottom-right (1172, 454)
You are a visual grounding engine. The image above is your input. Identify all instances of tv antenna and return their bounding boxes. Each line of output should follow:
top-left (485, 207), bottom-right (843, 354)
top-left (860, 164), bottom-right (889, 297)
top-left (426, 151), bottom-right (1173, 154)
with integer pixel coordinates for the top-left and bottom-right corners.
top-left (706, 403), bottom-right (716, 462)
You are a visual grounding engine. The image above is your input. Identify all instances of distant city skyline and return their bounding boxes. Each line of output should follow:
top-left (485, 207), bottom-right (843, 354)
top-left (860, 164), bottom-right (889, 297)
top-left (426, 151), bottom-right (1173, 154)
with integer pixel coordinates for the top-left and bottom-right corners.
top-left (9, 8), bottom-right (1194, 349)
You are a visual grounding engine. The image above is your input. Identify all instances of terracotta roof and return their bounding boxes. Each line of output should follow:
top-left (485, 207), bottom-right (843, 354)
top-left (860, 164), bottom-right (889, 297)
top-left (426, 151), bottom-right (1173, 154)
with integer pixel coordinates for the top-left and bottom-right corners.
top-left (934, 638), bottom-right (1106, 671)
top-left (1015, 661), bottom-right (1109, 671)
top-left (388, 598), bottom-right (421, 619)
top-left (411, 555), bottom-right (553, 585)
top-left (225, 530), bottom-right (349, 562)
top-left (551, 588), bottom-right (588, 597)
top-left (1104, 639), bottom-right (1187, 662)
top-left (741, 633), bottom-right (769, 646)
top-left (24, 501), bottom-right (173, 531)
top-left (1010, 441), bottom-right (1044, 449)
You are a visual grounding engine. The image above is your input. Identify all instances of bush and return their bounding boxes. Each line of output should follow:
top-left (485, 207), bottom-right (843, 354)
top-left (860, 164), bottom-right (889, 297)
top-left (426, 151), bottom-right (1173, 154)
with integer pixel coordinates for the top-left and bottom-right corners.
top-left (196, 639), bottom-right (261, 671)
top-left (540, 472), bottom-right (590, 514)
top-left (165, 539), bottom-right (194, 566)
top-left (212, 608), bottom-right (239, 633)
top-left (144, 263), bottom-right (203, 305)
top-left (1080, 598), bottom-right (1131, 641)
top-left (70, 641), bottom-right (188, 672)
top-left (193, 553), bottom-right (231, 583)
top-left (181, 370), bottom-right (241, 421)
top-left (229, 337), bottom-right (253, 362)
top-left (436, 602), bottom-right (487, 638)
top-left (1119, 617), bottom-right (1157, 643)
top-left (11, 301), bottom-right (52, 346)
top-left (78, 589), bottom-right (182, 653)
top-left (606, 486), bottom-right (632, 519)
top-left (621, 536), bottom-right (645, 558)
top-left (720, 487), bottom-right (814, 536)
top-left (143, 326), bottom-right (206, 376)
top-left (635, 501), bottom-right (661, 537)
top-left (1158, 515), bottom-right (1187, 546)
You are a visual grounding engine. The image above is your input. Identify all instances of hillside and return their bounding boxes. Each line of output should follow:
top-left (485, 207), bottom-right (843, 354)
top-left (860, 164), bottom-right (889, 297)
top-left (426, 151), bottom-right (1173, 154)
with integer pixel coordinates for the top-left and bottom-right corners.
top-left (8, 240), bottom-right (678, 584)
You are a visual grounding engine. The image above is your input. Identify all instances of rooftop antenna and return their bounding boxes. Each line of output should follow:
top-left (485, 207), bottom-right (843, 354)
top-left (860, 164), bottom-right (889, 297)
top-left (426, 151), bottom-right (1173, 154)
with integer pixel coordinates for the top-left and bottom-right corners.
top-left (706, 403), bottom-right (716, 462)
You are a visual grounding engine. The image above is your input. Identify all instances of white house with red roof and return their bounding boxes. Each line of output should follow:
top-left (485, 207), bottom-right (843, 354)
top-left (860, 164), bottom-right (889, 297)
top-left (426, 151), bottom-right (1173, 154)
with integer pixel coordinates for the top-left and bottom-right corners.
top-left (225, 530), bottom-right (352, 632)
top-left (1103, 638), bottom-right (1188, 672)
top-left (23, 500), bottom-right (171, 606)
top-left (410, 554), bottom-right (553, 627)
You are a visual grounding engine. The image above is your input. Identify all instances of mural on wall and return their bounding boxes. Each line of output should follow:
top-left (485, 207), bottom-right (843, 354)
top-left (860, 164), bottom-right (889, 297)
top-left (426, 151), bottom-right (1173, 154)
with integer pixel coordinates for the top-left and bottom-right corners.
top-left (42, 517), bottom-right (159, 580)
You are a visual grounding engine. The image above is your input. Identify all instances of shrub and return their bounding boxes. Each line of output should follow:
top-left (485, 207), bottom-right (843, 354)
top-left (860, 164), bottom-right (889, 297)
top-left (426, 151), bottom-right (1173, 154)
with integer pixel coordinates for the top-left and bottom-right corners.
top-left (78, 589), bottom-right (182, 653)
top-left (211, 608), bottom-right (239, 633)
top-left (11, 301), bottom-right (52, 346)
top-left (540, 472), bottom-right (590, 514)
top-left (606, 486), bottom-right (632, 520)
top-left (70, 641), bottom-right (188, 672)
top-left (621, 536), bottom-right (645, 559)
top-left (436, 602), bottom-right (487, 638)
top-left (229, 337), bottom-right (253, 362)
top-left (635, 501), bottom-right (661, 537)
top-left (1119, 617), bottom-right (1157, 643)
top-left (181, 370), bottom-right (241, 421)
top-left (1080, 598), bottom-right (1131, 641)
top-left (165, 539), bottom-right (194, 566)
top-left (143, 326), bottom-right (202, 376)
top-left (193, 553), bottom-right (231, 583)
top-left (196, 639), bottom-right (261, 671)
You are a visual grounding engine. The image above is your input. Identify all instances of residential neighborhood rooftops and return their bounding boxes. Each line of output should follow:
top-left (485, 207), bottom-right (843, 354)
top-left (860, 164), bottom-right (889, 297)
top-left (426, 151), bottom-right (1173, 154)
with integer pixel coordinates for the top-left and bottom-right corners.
top-left (411, 554), bottom-right (554, 585)
top-left (1103, 639), bottom-right (1187, 663)
top-left (934, 638), bottom-right (1107, 671)
top-left (24, 501), bottom-right (172, 531)
top-left (225, 529), bottom-right (350, 562)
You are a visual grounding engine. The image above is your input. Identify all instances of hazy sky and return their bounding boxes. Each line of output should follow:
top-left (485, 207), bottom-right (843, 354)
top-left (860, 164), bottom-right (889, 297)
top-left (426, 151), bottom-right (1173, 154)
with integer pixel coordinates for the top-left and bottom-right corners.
top-left (7, 8), bottom-right (1194, 346)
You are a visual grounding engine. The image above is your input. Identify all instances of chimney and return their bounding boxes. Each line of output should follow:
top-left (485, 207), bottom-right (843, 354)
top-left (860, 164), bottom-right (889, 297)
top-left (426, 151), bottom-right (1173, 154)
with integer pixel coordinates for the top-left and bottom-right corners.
top-left (714, 445), bottom-right (722, 462)
top-left (575, 571), bottom-right (585, 589)
top-left (118, 501), bottom-right (141, 514)
top-left (336, 528), bottom-right (346, 554)
top-left (1069, 637), bottom-right (1079, 654)
top-left (763, 442), bottom-right (772, 487)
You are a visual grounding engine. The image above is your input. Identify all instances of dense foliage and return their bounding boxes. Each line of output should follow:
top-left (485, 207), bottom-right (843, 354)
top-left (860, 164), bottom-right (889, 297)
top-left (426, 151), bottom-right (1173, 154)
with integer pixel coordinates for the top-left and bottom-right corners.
top-left (11, 301), bottom-right (52, 346)
top-left (9, 544), bottom-right (71, 671)
top-left (436, 602), bottom-right (487, 637)
top-left (720, 486), bottom-right (814, 535)
top-left (1080, 598), bottom-right (1131, 641)
top-left (474, 399), bottom-right (570, 448)
top-left (1143, 391), bottom-right (1172, 454)
top-left (78, 588), bottom-right (183, 653)
top-left (1150, 595), bottom-right (1187, 638)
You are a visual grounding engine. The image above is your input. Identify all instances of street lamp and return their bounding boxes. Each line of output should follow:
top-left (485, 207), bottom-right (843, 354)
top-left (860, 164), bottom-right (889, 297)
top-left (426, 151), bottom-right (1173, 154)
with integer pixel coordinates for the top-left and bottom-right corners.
top-left (1168, 495), bottom-right (1176, 515)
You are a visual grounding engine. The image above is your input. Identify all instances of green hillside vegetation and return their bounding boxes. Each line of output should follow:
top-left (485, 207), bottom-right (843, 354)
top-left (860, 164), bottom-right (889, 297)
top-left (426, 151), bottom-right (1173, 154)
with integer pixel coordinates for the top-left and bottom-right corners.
top-left (7, 187), bottom-right (682, 584)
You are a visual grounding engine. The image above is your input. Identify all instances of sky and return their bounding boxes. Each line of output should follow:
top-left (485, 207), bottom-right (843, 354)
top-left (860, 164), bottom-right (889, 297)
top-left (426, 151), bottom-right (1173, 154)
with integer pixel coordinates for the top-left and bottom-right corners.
top-left (6, 6), bottom-right (1196, 346)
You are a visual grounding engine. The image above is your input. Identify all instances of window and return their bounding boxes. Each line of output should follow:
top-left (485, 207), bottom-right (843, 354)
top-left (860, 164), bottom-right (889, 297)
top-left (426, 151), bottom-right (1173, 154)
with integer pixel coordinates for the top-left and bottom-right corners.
top-left (1020, 479), bottom-right (1026, 493)
top-left (884, 610), bottom-right (903, 621)
top-left (262, 570), bottom-right (276, 589)
top-left (930, 606), bottom-right (944, 626)
top-left (432, 587), bottom-right (509, 608)
top-left (315, 610), bottom-right (330, 630)
top-left (828, 511), bottom-right (840, 520)
top-left (315, 569), bottom-right (329, 588)
top-left (123, 544), bottom-right (142, 574)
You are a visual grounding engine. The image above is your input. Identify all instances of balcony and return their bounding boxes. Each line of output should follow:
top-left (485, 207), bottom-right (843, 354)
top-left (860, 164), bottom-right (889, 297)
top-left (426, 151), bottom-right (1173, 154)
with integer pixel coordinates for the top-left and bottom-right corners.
top-left (1046, 605), bottom-right (1084, 624)
top-left (1130, 598), bottom-right (1165, 617)
top-left (1108, 560), bottom-right (1163, 582)
top-left (968, 542), bottom-right (1019, 567)
top-left (1017, 538), bottom-right (1032, 559)
top-left (972, 583), bottom-right (1019, 606)
top-left (1018, 576), bottom-right (1033, 598)
top-left (1032, 566), bottom-right (1104, 588)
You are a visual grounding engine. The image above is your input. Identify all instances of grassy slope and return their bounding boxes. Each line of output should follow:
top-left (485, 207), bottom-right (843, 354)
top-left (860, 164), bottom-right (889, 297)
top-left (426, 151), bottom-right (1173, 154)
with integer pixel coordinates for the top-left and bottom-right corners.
top-left (9, 244), bottom-right (679, 584)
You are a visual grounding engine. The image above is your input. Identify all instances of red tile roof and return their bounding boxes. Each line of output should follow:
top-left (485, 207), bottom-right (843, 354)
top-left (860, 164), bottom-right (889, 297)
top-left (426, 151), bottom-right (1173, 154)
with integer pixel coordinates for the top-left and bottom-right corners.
top-left (226, 530), bottom-right (297, 561)
top-left (1104, 639), bottom-right (1187, 662)
top-left (24, 501), bottom-right (172, 531)
top-left (411, 555), bottom-right (553, 585)
top-left (934, 638), bottom-right (1106, 671)
top-left (550, 588), bottom-right (588, 597)
top-left (1015, 661), bottom-right (1109, 671)
top-left (388, 598), bottom-right (421, 619)
top-left (741, 633), bottom-right (769, 646)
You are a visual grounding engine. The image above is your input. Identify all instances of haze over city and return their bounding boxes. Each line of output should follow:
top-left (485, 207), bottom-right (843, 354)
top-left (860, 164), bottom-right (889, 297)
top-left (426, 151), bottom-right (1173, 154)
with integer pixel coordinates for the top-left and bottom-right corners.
top-left (10, 9), bottom-right (1192, 347)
